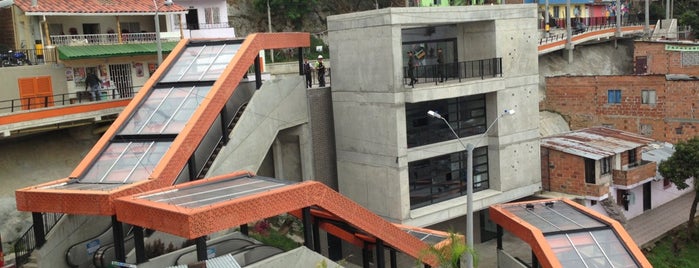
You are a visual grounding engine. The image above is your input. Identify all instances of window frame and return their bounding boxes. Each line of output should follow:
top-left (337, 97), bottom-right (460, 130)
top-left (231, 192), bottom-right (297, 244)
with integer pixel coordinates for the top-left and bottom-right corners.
top-left (601, 156), bottom-right (612, 175)
top-left (641, 89), bottom-right (656, 105)
top-left (608, 89), bottom-right (621, 104)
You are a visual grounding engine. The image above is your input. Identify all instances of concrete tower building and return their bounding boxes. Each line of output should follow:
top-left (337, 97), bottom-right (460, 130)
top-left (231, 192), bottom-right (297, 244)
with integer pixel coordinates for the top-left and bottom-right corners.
top-left (327, 5), bottom-right (542, 241)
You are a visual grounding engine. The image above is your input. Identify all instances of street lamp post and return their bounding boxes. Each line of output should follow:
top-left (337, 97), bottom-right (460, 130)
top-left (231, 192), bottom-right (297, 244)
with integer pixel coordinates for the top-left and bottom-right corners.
top-left (154, 0), bottom-right (174, 66)
top-left (427, 109), bottom-right (515, 268)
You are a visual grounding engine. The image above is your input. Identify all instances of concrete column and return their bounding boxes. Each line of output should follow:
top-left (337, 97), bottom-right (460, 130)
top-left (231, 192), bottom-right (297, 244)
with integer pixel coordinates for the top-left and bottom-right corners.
top-left (564, 0), bottom-right (574, 64)
top-left (615, 0), bottom-right (622, 37)
top-left (273, 139), bottom-right (284, 178)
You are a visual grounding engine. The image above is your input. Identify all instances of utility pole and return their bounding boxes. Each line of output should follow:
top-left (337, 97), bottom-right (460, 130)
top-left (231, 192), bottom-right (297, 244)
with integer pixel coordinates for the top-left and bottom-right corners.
top-left (267, 0), bottom-right (274, 62)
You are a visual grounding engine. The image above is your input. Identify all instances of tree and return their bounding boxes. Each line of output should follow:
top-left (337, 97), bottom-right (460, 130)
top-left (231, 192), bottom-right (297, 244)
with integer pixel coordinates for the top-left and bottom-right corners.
top-left (658, 137), bottom-right (699, 240)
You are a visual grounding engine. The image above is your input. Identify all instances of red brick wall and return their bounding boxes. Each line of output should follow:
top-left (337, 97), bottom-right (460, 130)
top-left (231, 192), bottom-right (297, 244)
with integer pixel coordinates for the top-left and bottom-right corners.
top-left (542, 75), bottom-right (699, 143)
top-left (634, 41), bottom-right (699, 76)
top-left (544, 149), bottom-right (589, 196)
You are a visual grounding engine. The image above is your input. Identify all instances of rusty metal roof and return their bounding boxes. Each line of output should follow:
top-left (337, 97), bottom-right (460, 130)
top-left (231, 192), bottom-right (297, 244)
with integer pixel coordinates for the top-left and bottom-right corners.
top-left (541, 127), bottom-right (655, 160)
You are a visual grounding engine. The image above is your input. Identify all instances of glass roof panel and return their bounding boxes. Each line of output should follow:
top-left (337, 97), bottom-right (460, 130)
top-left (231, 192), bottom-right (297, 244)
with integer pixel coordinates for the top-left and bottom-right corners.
top-left (404, 230), bottom-right (446, 245)
top-left (546, 229), bottom-right (638, 268)
top-left (160, 43), bottom-right (241, 83)
top-left (507, 201), bottom-right (605, 233)
top-left (80, 141), bottom-right (171, 184)
top-left (138, 176), bottom-right (291, 208)
top-left (119, 85), bottom-right (211, 135)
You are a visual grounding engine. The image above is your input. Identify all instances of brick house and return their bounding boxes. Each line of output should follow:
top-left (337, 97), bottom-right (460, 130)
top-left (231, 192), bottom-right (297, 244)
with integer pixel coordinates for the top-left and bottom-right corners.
top-left (633, 41), bottom-right (699, 76)
top-left (542, 40), bottom-right (699, 144)
top-left (542, 74), bottom-right (699, 143)
top-left (541, 127), bottom-right (660, 220)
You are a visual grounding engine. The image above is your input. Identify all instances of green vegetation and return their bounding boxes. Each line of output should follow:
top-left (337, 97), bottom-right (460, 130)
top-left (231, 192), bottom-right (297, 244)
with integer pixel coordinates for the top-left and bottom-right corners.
top-left (418, 231), bottom-right (478, 268)
top-left (645, 220), bottom-right (699, 268)
top-left (659, 137), bottom-right (699, 240)
top-left (249, 228), bottom-right (300, 251)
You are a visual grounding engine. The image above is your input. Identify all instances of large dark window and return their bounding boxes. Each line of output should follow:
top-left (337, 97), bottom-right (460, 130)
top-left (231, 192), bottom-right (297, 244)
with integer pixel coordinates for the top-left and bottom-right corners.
top-left (406, 94), bottom-right (486, 148)
top-left (408, 147), bottom-right (489, 209)
top-left (585, 158), bottom-right (595, 184)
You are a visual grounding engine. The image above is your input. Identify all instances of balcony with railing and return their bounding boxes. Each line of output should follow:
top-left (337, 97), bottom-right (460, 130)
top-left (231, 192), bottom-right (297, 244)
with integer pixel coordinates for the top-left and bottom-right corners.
top-left (403, 58), bottom-right (502, 87)
top-left (49, 32), bottom-right (178, 46)
top-left (585, 181), bottom-right (610, 197)
top-left (613, 160), bottom-right (657, 186)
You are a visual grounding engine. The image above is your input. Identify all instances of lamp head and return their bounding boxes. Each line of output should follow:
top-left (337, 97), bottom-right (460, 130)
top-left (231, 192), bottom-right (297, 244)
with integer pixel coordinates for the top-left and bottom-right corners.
top-left (503, 109), bottom-right (515, 115)
top-left (427, 110), bottom-right (443, 120)
top-left (164, 0), bottom-right (174, 6)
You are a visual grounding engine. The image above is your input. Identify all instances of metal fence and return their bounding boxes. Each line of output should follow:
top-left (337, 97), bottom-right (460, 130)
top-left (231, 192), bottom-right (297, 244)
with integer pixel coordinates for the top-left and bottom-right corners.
top-left (404, 58), bottom-right (502, 86)
top-left (0, 86), bottom-right (140, 114)
top-left (13, 213), bottom-right (63, 267)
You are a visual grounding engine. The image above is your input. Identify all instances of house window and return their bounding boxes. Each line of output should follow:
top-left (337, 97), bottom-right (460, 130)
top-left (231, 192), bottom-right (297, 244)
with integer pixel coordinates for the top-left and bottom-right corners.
top-left (640, 124), bottom-right (652, 136)
top-left (408, 147), bottom-right (489, 209)
top-left (585, 158), bottom-right (595, 184)
top-left (608, 90), bottom-right (621, 104)
top-left (628, 148), bottom-right (637, 167)
top-left (204, 7), bottom-right (221, 25)
top-left (602, 124), bottom-right (614, 129)
top-left (601, 156), bottom-right (612, 175)
top-left (676, 127), bottom-right (683, 134)
top-left (119, 22), bottom-right (141, 34)
top-left (641, 90), bottom-right (656, 104)
top-left (48, 23), bottom-right (64, 35)
top-left (591, 200), bottom-right (597, 206)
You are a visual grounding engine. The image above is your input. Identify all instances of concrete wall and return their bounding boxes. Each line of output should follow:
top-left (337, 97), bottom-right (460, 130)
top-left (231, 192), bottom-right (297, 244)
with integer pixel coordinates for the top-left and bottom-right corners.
top-left (328, 5), bottom-right (541, 227)
top-left (0, 64), bottom-right (68, 101)
top-left (208, 75), bottom-right (313, 181)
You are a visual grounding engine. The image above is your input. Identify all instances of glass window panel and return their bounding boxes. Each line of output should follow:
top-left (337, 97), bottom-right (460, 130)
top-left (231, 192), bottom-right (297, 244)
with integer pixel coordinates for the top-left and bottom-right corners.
top-left (161, 43), bottom-right (240, 83)
top-left (406, 94), bottom-right (486, 148)
top-left (80, 141), bottom-right (171, 184)
top-left (119, 86), bottom-right (211, 135)
top-left (409, 146), bottom-right (487, 209)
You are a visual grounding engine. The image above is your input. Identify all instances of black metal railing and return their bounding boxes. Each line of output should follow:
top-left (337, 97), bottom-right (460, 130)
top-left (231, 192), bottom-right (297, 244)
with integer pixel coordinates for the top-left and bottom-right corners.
top-left (13, 213), bottom-right (64, 267)
top-left (404, 58), bottom-right (502, 86)
top-left (0, 86), bottom-right (140, 114)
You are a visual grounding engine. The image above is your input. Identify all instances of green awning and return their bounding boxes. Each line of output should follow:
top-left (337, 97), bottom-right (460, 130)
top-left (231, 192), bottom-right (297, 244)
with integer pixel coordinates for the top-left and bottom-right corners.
top-left (57, 42), bottom-right (179, 60)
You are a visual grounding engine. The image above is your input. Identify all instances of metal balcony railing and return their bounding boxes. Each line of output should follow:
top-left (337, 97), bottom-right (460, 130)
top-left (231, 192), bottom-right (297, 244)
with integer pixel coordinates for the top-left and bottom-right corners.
top-left (403, 57), bottom-right (502, 86)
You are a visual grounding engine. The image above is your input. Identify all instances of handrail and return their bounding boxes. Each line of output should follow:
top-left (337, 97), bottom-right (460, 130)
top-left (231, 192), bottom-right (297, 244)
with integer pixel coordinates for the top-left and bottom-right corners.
top-left (0, 86), bottom-right (141, 114)
top-left (403, 58), bottom-right (502, 86)
top-left (13, 213), bottom-right (64, 267)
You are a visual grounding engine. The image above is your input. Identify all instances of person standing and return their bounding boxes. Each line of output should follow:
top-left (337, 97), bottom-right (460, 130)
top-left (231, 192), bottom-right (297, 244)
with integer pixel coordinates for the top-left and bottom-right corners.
top-left (85, 70), bottom-right (102, 101)
top-left (303, 57), bottom-right (313, 88)
top-left (315, 55), bottom-right (326, 87)
top-left (407, 51), bottom-right (417, 87)
top-left (437, 48), bottom-right (445, 83)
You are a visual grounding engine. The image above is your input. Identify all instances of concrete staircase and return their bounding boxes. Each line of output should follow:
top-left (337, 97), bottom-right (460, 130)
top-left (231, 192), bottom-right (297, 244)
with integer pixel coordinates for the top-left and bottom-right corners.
top-left (601, 196), bottom-right (628, 225)
top-left (19, 252), bottom-right (39, 268)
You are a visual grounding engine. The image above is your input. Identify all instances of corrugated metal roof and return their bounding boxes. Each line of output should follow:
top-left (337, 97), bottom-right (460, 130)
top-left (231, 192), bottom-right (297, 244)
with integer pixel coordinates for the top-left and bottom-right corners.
top-left (57, 42), bottom-right (178, 60)
top-left (541, 127), bottom-right (655, 160)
